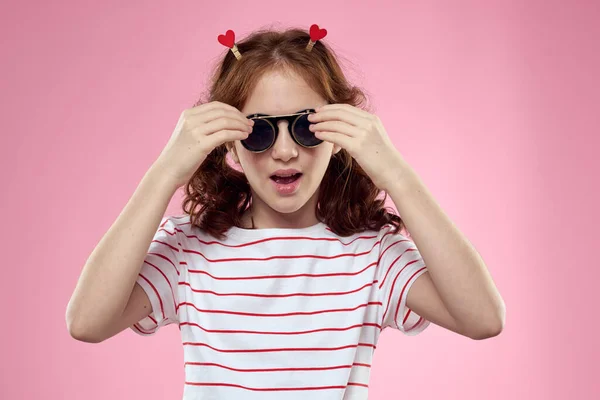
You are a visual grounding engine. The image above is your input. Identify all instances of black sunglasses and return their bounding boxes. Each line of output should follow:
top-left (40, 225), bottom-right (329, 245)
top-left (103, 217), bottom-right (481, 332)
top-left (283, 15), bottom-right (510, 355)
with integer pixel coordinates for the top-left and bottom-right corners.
top-left (241, 108), bottom-right (323, 153)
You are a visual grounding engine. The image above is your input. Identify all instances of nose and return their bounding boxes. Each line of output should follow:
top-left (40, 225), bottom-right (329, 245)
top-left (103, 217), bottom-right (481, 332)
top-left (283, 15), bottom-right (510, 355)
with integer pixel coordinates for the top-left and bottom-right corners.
top-left (270, 120), bottom-right (299, 162)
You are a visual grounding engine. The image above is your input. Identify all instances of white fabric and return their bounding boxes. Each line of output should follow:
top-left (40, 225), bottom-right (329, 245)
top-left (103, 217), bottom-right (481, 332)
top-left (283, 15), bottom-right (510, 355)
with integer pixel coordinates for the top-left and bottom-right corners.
top-left (132, 214), bottom-right (430, 400)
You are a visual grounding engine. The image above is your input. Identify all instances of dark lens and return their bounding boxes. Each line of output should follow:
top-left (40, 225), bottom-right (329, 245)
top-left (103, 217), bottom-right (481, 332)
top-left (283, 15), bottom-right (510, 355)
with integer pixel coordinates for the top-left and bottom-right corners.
top-left (293, 113), bottom-right (322, 147)
top-left (241, 119), bottom-right (274, 152)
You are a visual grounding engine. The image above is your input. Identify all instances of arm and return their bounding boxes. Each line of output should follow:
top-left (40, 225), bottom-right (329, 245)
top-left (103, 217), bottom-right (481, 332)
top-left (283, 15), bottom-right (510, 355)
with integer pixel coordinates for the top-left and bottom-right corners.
top-left (386, 157), bottom-right (506, 340)
top-left (65, 163), bottom-right (180, 343)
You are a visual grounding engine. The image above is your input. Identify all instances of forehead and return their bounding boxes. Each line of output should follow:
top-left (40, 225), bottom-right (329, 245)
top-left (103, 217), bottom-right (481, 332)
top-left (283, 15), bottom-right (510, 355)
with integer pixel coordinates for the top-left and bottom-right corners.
top-left (241, 69), bottom-right (325, 115)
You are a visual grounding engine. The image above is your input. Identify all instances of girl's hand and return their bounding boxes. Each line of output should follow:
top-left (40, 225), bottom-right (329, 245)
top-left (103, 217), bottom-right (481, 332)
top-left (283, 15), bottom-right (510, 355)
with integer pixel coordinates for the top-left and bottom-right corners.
top-left (308, 104), bottom-right (405, 191)
top-left (153, 101), bottom-right (253, 188)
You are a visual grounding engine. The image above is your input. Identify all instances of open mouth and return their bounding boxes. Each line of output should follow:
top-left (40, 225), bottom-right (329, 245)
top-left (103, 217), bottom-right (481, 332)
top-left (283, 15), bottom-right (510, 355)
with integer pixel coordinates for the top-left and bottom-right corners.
top-left (270, 173), bottom-right (303, 184)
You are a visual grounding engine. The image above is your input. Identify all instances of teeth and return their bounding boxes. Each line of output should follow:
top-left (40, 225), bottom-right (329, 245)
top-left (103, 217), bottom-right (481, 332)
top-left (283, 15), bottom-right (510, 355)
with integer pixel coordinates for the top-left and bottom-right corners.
top-left (274, 173), bottom-right (299, 177)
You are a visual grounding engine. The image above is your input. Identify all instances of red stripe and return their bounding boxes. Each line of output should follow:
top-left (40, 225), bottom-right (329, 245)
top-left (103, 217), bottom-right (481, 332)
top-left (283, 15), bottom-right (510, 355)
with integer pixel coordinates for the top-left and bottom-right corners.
top-left (184, 362), bottom-right (361, 372)
top-left (147, 252), bottom-right (179, 276)
top-left (353, 362), bottom-right (371, 367)
top-left (139, 273), bottom-right (166, 320)
top-left (184, 382), bottom-right (349, 391)
top-left (394, 267), bottom-right (427, 328)
top-left (347, 382), bottom-right (369, 388)
top-left (175, 224), bottom-right (380, 249)
top-left (378, 249), bottom-right (419, 288)
top-left (179, 301), bottom-right (382, 318)
top-left (185, 261), bottom-right (378, 280)
top-left (143, 260), bottom-right (178, 312)
top-left (178, 321), bottom-right (382, 335)
top-left (381, 263), bottom-right (411, 324)
top-left (403, 308), bottom-right (412, 324)
top-left (406, 316), bottom-right (424, 332)
top-left (183, 245), bottom-right (381, 264)
top-left (180, 280), bottom-right (377, 298)
top-left (378, 238), bottom-right (411, 261)
top-left (181, 342), bottom-right (376, 353)
top-left (132, 323), bottom-right (152, 335)
top-left (151, 238), bottom-right (179, 253)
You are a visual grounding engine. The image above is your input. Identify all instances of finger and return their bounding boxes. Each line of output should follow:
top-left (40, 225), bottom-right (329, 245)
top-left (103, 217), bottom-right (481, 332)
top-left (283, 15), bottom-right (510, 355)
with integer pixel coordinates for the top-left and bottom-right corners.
top-left (188, 101), bottom-right (243, 117)
top-left (317, 103), bottom-right (370, 119)
top-left (190, 107), bottom-right (252, 127)
top-left (313, 130), bottom-right (354, 152)
top-left (205, 129), bottom-right (250, 148)
top-left (309, 109), bottom-right (367, 127)
top-left (310, 121), bottom-right (362, 137)
top-left (199, 116), bottom-right (253, 136)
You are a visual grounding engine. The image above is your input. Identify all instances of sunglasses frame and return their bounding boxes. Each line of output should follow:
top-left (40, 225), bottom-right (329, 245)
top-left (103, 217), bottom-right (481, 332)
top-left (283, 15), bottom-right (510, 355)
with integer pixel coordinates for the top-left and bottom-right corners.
top-left (241, 108), bottom-right (322, 153)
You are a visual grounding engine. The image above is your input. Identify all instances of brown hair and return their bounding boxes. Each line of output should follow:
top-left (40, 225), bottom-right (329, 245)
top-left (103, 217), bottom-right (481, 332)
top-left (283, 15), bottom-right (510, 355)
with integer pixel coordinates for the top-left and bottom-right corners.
top-left (182, 26), bottom-right (405, 240)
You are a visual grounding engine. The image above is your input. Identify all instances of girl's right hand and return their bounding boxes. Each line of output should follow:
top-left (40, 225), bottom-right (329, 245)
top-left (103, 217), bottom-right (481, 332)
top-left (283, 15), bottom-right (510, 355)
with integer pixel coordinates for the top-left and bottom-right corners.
top-left (152, 101), bottom-right (253, 188)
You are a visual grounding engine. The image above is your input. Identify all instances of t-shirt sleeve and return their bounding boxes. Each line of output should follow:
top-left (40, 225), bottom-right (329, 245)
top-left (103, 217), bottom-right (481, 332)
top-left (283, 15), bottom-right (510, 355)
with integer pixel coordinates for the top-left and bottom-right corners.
top-left (130, 216), bottom-right (181, 336)
top-left (376, 226), bottom-right (430, 336)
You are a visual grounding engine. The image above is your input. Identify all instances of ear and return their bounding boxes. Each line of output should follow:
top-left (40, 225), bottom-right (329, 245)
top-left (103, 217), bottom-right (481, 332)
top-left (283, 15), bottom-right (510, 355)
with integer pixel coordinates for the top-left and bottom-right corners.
top-left (226, 142), bottom-right (240, 164)
top-left (332, 143), bottom-right (342, 157)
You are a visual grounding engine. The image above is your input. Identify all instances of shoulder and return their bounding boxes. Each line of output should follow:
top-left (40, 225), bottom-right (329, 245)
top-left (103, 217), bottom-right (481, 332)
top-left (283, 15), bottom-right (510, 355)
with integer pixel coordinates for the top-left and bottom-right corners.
top-left (161, 214), bottom-right (191, 234)
top-left (376, 224), bottom-right (415, 251)
top-left (153, 214), bottom-right (192, 251)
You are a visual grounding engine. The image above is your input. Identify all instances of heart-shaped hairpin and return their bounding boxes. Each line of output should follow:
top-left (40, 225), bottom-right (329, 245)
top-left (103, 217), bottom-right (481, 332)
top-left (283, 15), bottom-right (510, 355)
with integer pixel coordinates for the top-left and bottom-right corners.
top-left (306, 24), bottom-right (327, 52)
top-left (218, 24), bottom-right (328, 59)
top-left (218, 30), bottom-right (235, 48)
top-left (309, 24), bottom-right (327, 41)
top-left (217, 29), bottom-right (242, 59)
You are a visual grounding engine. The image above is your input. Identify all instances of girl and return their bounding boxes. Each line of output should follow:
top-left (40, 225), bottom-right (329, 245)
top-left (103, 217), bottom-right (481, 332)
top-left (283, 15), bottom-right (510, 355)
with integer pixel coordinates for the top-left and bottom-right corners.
top-left (66, 25), bottom-right (505, 399)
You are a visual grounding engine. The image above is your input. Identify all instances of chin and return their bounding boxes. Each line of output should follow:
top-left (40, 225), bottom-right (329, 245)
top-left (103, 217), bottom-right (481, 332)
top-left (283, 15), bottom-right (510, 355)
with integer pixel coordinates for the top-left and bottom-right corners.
top-left (261, 181), bottom-right (316, 214)
top-left (265, 194), bottom-right (310, 214)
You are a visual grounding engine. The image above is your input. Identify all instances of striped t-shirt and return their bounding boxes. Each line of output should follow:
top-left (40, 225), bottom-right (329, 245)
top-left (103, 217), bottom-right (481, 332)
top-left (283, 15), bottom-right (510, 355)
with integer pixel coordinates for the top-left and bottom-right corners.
top-left (131, 214), bottom-right (430, 400)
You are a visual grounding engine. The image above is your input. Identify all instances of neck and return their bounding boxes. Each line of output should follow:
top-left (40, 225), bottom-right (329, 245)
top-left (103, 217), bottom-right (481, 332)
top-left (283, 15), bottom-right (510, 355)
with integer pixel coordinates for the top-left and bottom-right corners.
top-left (246, 207), bottom-right (319, 230)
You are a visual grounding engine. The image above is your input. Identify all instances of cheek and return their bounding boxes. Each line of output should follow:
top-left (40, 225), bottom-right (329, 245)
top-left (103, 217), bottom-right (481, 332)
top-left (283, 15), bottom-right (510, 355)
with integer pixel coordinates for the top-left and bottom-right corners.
top-left (314, 143), bottom-right (335, 163)
top-left (238, 151), bottom-right (267, 178)
top-left (307, 146), bottom-right (334, 177)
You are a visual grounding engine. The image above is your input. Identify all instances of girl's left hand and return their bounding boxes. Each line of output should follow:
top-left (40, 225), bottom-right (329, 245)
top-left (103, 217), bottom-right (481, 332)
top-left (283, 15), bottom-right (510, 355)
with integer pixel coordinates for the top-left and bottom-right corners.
top-left (308, 104), bottom-right (407, 192)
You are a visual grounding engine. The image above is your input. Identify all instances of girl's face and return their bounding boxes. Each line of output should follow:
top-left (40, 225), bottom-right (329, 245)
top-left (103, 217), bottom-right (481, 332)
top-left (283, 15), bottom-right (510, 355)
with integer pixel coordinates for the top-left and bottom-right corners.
top-left (227, 69), bottom-right (341, 227)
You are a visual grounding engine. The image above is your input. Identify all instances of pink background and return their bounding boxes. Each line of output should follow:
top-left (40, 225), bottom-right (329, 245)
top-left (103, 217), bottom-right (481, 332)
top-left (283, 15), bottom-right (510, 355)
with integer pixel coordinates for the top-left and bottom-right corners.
top-left (1, 0), bottom-right (598, 398)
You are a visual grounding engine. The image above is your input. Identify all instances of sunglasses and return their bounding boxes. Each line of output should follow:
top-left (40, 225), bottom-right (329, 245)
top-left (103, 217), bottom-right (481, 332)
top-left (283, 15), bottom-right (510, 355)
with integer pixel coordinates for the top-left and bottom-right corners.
top-left (241, 108), bottom-right (323, 153)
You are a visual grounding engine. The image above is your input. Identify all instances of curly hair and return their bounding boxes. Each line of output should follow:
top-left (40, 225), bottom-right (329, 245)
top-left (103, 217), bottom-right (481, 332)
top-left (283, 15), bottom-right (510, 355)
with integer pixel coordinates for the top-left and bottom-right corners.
top-left (181, 26), bottom-right (405, 240)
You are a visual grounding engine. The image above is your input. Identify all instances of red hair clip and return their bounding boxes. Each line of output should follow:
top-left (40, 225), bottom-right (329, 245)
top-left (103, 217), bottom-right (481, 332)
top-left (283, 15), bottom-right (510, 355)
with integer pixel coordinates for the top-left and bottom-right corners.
top-left (306, 24), bottom-right (327, 52)
top-left (218, 25), bottom-right (326, 59)
top-left (217, 29), bottom-right (242, 60)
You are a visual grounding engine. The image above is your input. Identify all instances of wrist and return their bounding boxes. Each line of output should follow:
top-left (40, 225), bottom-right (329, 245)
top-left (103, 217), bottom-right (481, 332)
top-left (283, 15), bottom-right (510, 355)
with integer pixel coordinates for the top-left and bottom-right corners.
top-left (380, 154), bottom-right (419, 193)
top-left (146, 162), bottom-right (184, 193)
